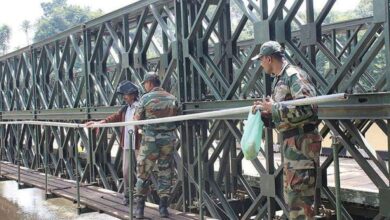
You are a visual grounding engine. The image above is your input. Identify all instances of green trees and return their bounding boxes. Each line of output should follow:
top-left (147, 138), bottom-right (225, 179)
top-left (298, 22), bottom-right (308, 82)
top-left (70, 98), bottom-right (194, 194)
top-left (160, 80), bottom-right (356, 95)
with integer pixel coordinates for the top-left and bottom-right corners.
top-left (33, 0), bottom-right (102, 42)
top-left (21, 20), bottom-right (31, 45)
top-left (353, 0), bottom-right (373, 18)
top-left (0, 25), bottom-right (11, 55)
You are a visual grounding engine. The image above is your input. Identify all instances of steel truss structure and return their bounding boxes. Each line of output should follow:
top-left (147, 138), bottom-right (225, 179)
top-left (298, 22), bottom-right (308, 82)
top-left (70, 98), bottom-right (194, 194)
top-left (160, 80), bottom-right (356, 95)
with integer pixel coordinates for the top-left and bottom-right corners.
top-left (0, 0), bottom-right (390, 219)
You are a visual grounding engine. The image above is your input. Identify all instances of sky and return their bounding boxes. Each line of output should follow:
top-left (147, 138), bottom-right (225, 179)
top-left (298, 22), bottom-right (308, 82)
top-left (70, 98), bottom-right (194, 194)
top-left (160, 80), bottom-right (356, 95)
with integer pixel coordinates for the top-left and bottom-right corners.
top-left (0, 0), bottom-right (359, 51)
top-left (0, 0), bottom-right (138, 50)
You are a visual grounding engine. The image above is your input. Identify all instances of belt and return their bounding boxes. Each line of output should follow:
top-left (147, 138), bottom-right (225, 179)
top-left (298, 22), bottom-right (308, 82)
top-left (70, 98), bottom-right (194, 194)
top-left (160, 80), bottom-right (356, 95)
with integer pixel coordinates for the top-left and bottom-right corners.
top-left (281, 124), bottom-right (316, 140)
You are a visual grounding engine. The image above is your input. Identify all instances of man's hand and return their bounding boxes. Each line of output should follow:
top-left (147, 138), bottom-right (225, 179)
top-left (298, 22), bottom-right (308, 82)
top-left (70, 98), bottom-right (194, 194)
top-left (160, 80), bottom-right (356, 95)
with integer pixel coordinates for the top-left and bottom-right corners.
top-left (252, 101), bottom-right (263, 113)
top-left (252, 97), bottom-right (273, 114)
top-left (261, 99), bottom-right (273, 113)
top-left (85, 120), bottom-right (105, 128)
top-left (85, 120), bottom-right (105, 134)
top-left (133, 115), bottom-right (140, 120)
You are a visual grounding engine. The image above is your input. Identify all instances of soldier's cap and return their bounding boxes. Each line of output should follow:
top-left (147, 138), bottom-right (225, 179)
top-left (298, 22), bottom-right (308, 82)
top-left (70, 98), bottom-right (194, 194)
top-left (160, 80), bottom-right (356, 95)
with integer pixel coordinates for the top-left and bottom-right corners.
top-left (116, 80), bottom-right (139, 95)
top-left (141, 72), bottom-right (159, 84)
top-left (251, 41), bottom-right (284, 61)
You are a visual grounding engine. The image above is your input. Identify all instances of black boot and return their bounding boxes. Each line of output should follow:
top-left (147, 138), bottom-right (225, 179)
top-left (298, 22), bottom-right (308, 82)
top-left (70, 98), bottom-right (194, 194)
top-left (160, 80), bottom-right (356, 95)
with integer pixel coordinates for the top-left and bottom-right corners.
top-left (159, 196), bottom-right (169, 218)
top-left (134, 196), bottom-right (145, 219)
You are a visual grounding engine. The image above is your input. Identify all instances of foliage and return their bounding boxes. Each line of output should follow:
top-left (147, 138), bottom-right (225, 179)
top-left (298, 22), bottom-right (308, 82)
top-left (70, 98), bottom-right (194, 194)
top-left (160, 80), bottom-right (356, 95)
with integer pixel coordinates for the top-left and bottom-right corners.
top-left (353, 0), bottom-right (373, 18)
top-left (297, 0), bottom-right (381, 91)
top-left (21, 20), bottom-right (31, 45)
top-left (34, 0), bottom-right (102, 42)
top-left (0, 25), bottom-right (11, 55)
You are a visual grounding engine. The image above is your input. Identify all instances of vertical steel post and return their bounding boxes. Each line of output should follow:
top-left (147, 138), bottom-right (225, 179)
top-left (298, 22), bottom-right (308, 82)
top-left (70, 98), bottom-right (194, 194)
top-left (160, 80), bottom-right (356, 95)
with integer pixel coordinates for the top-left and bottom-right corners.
top-left (0, 70), bottom-right (2, 176)
top-left (45, 126), bottom-right (49, 197)
top-left (128, 130), bottom-right (134, 220)
top-left (383, 0), bottom-right (390, 91)
top-left (332, 135), bottom-right (341, 220)
top-left (384, 118), bottom-right (390, 194)
top-left (17, 126), bottom-right (21, 188)
top-left (306, 0), bottom-right (321, 213)
top-left (31, 47), bottom-right (40, 169)
top-left (306, 0), bottom-right (316, 64)
top-left (75, 128), bottom-right (81, 214)
top-left (0, 85), bottom-right (2, 177)
top-left (83, 25), bottom-right (94, 183)
top-left (197, 135), bottom-right (204, 220)
top-left (0, 124), bottom-right (3, 176)
top-left (383, 10), bottom-right (390, 215)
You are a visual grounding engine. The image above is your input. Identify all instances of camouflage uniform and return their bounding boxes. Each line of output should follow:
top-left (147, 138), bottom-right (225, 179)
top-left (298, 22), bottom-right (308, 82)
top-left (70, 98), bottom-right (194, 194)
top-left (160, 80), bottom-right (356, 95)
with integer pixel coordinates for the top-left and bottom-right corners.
top-left (134, 87), bottom-right (179, 198)
top-left (272, 63), bottom-right (322, 220)
top-left (253, 41), bottom-right (322, 220)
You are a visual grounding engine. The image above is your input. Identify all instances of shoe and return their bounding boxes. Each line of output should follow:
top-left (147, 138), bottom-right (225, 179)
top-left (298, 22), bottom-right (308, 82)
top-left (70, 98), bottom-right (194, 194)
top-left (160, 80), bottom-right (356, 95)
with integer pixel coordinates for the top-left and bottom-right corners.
top-left (122, 196), bottom-right (129, 206)
top-left (159, 196), bottom-right (169, 218)
top-left (134, 196), bottom-right (145, 219)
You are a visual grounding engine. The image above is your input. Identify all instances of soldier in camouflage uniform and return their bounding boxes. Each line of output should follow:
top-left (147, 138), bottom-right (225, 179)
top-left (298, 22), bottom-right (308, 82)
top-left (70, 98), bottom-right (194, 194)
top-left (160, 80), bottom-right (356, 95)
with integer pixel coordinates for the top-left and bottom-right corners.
top-left (252, 41), bottom-right (322, 220)
top-left (133, 72), bottom-right (179, 219)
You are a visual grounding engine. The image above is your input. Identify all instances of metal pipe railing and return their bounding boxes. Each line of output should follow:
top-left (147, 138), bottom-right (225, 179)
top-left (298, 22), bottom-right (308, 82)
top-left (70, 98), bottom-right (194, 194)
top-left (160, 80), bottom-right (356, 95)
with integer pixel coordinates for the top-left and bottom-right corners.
top-left (0, 93), bottom-right (348, 128)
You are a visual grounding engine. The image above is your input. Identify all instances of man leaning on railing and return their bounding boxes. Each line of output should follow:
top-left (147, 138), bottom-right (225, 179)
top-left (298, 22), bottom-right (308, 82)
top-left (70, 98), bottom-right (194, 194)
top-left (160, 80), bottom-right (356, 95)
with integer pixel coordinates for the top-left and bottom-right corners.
top-left (85, 80), bottom-right (141, 206)
top-left (252, 41), bottom-right (322, 220)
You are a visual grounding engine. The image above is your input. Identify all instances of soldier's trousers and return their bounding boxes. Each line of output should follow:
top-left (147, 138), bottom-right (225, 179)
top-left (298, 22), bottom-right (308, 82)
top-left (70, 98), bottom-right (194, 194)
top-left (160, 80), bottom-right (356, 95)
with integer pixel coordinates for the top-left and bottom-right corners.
top-left (282, 132), bottom-right (322, 220)
top-left (135, 131), bottom-right (175, 198)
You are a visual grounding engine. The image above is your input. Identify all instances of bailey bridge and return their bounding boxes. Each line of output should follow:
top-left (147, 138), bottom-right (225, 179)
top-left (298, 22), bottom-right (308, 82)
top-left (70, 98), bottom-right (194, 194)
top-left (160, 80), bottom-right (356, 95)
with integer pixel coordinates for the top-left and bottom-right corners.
top-left (0, 0), bottom-right (389, 219)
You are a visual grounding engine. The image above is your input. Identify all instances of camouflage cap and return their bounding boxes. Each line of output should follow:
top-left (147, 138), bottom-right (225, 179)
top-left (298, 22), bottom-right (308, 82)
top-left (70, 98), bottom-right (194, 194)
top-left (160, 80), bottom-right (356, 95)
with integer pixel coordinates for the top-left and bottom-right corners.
top-left (251, 41), bottom-right (284, 61)
top-left (141, 72), bottom-right (159, 84)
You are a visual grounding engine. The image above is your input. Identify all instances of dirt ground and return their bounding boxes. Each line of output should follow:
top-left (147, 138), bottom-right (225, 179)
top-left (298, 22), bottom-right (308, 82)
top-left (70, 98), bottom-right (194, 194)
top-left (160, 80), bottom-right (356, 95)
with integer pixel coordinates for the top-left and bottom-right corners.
top-left (270, 124), bottom-right (388, 151)
top-left (321, 123), bottom-right (387, 151)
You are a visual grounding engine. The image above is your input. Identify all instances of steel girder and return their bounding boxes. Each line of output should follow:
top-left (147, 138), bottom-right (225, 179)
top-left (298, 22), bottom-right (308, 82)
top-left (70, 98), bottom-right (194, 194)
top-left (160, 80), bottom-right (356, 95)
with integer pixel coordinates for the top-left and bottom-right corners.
top-left (0, 0), bottom-right (389, 219)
